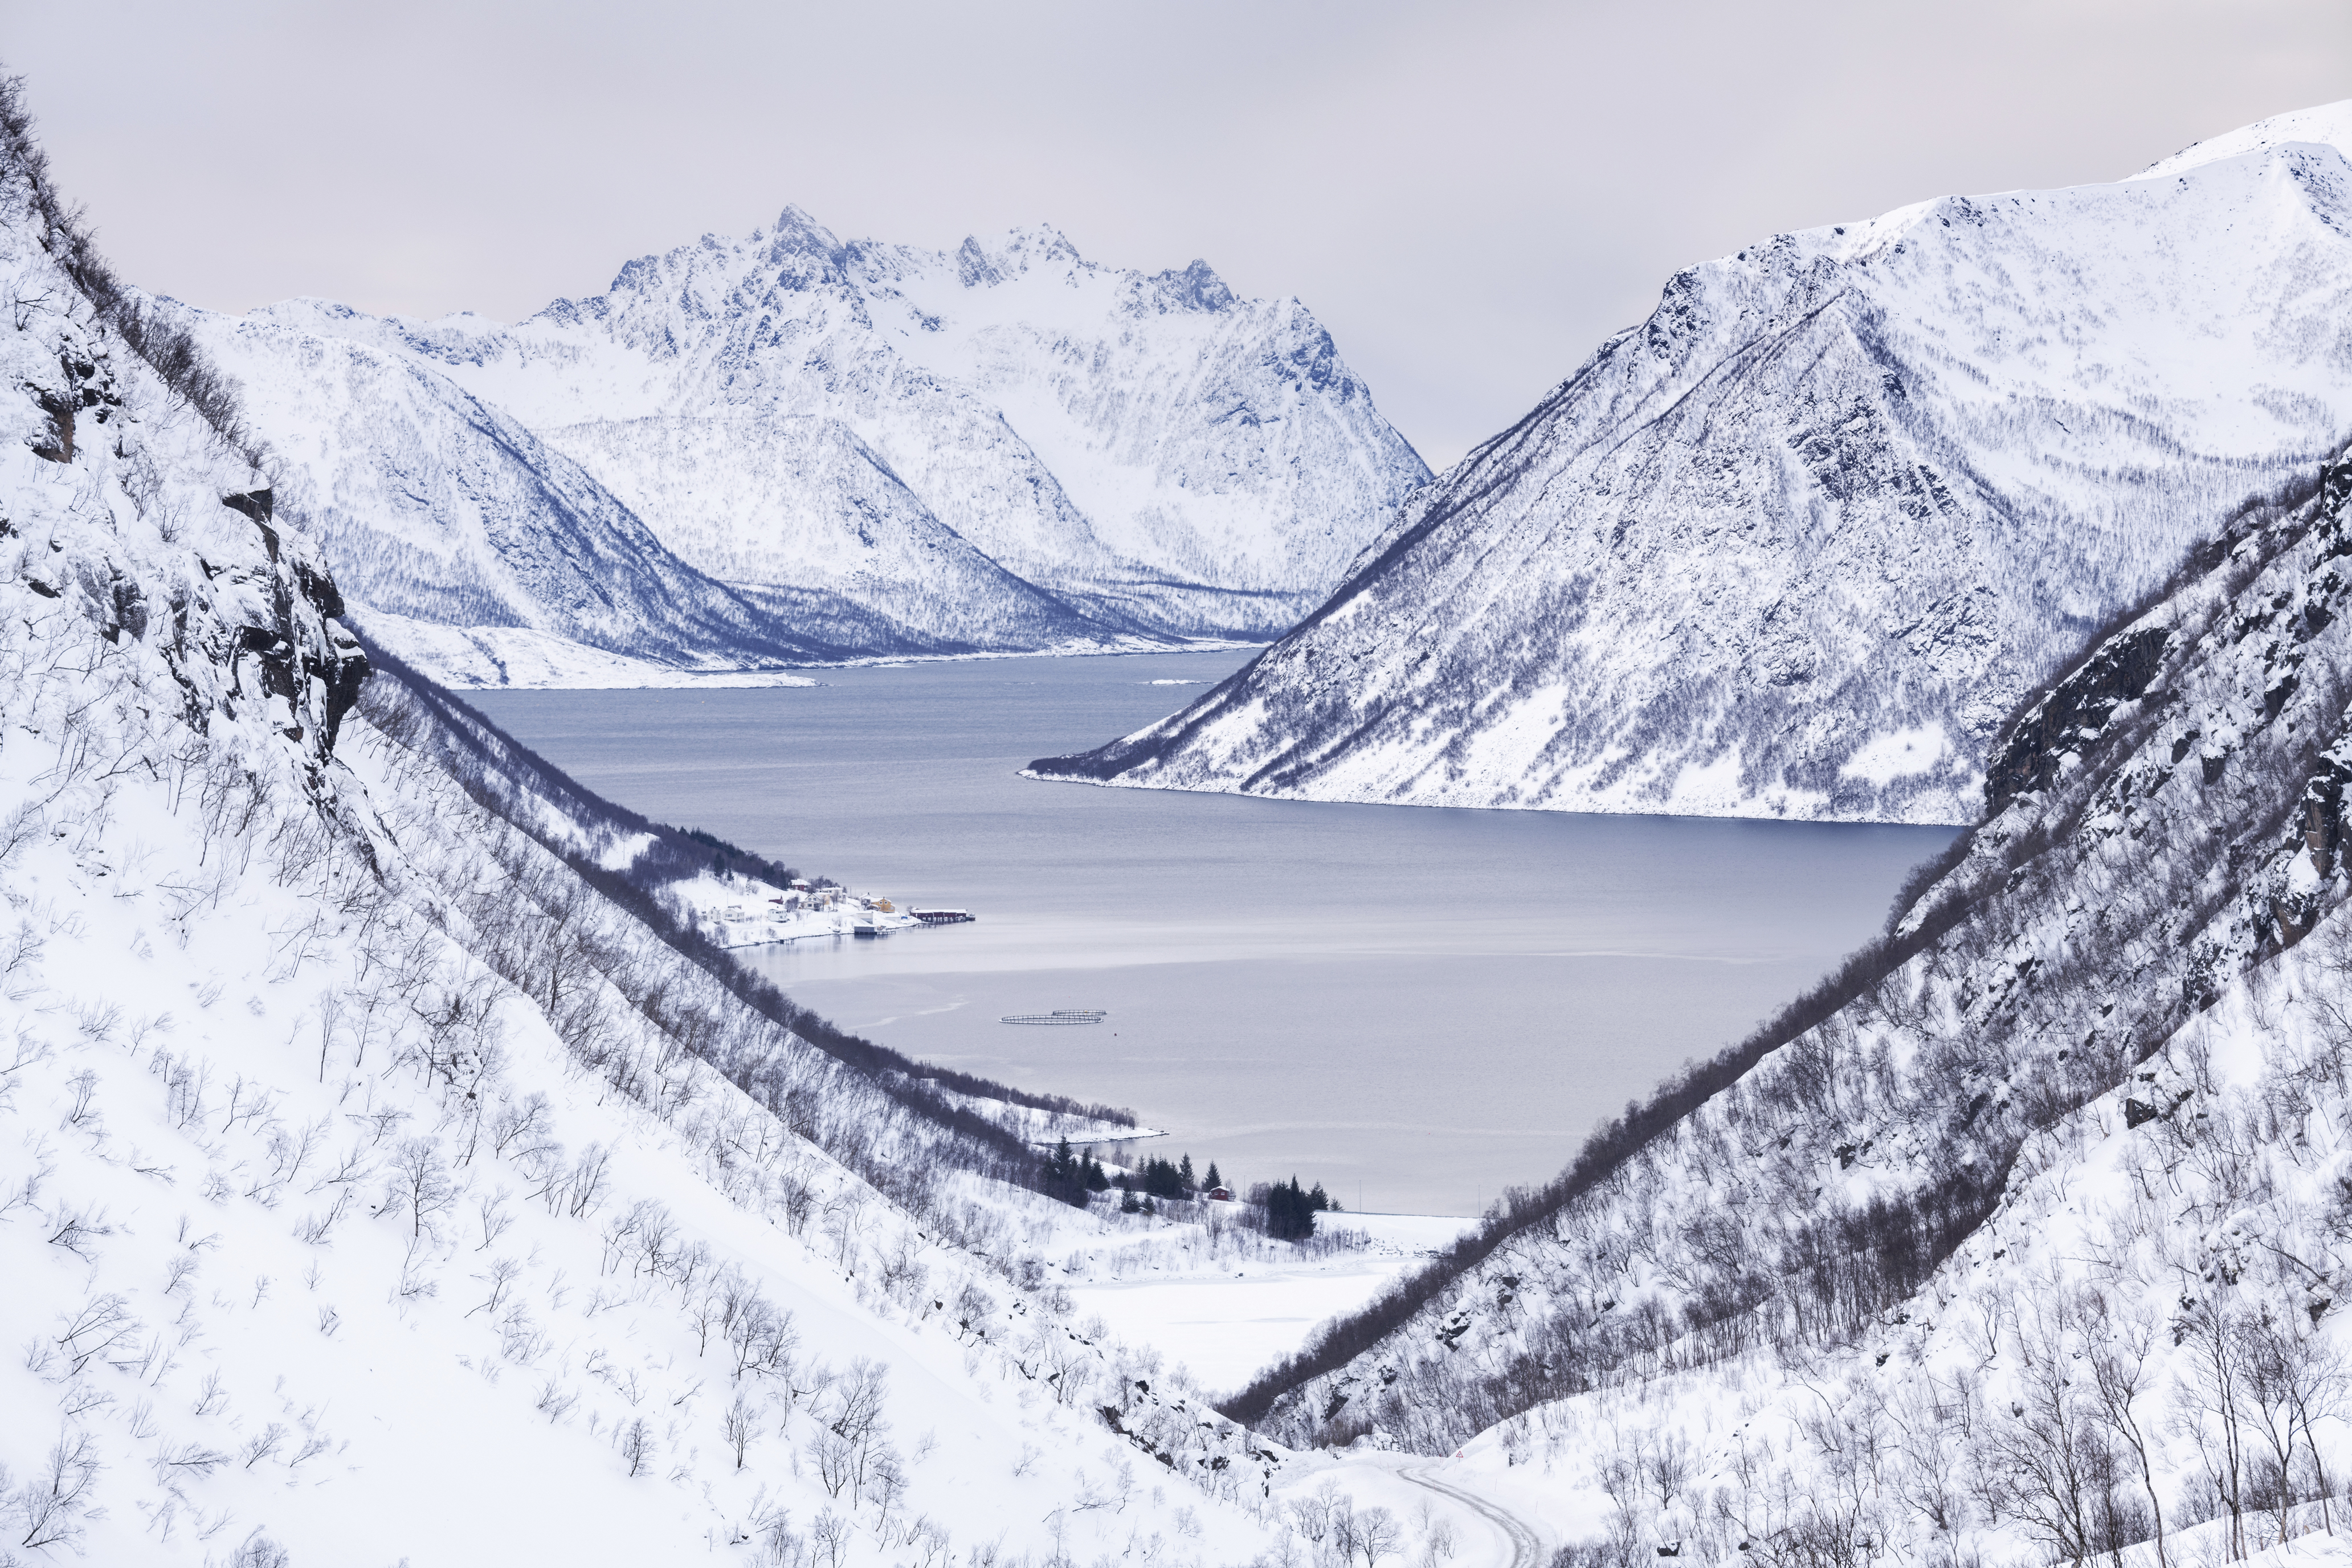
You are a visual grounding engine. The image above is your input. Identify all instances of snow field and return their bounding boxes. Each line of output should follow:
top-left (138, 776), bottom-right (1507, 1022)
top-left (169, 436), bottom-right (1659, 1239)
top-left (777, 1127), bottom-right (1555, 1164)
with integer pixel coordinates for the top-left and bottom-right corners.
top-left (1069, 1253), bottom-right (1425, 1402)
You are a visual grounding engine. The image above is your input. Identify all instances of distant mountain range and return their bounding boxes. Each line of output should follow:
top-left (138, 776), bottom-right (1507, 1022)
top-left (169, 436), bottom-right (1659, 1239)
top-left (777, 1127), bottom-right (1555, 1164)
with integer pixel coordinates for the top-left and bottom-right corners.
top-left (186, 211), bottom-right (1429, 685)
top-left (1034, 102), bottom-right (2352, 824)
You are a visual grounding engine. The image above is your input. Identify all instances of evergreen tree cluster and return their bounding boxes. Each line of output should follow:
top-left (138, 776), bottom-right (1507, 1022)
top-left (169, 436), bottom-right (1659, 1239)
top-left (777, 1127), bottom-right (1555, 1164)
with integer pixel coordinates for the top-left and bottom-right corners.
top-left (1124, 1152), bottom-right (1194, 1202)
top-left (1064, 1141), bottom-right (1339, 1242)
top-left (1042, 1138), bottom-right (1112, 1208)
top-left (1264, 1176), bottom-right (1333, 1242)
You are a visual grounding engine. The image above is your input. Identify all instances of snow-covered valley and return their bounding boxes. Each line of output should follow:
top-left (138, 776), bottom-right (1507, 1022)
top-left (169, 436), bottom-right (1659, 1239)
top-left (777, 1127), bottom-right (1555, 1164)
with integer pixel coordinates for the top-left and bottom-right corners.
top-left (1034, 101), bottom-right (2352, 827)
top-left (27, 40), bottom-right (2352, 1568)
top-left (181, 211), bottom-right (1428, 687)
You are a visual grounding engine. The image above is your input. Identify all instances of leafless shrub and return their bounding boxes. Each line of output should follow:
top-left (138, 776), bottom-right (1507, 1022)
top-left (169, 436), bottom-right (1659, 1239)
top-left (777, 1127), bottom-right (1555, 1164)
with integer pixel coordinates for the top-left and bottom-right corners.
top-left (240, 1422), bottom-right (288, 1469)
top-left (53, 1291), bottom-right (137, 1376)
top-left (618, 1417), bottom-right (653, 1478)
top-left (11, 1426), bottom-right (101, 1551)
top-left (725, 1390), bottom-right (757, 1470)
top-left (228, 1531), bottom-right (292, 1568)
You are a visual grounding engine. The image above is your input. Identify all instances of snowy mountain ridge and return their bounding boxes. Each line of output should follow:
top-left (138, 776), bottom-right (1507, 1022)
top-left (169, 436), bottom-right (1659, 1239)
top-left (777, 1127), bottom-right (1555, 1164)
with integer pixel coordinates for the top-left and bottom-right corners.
top-left (1033, 101), bottom-right (2352, 825)
top-left (187, 209), bottom-right (1428, 685)
top-left (2135, 99), bottom-right (2352, 179)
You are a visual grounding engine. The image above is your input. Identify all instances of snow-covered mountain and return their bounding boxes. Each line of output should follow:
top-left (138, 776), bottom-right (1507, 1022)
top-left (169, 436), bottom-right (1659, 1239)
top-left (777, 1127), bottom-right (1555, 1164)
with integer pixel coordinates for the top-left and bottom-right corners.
top-left (189, 307), bottom-right (850, 680)
top-left (1034, 102), bottom-right (2352, 824)
top-left (186, 212), bottom-right (1427, 685)
top-left (0, 89), bottom-right (1340, 1565)
top-left (1210, 440), bottom-right (2352, 1563)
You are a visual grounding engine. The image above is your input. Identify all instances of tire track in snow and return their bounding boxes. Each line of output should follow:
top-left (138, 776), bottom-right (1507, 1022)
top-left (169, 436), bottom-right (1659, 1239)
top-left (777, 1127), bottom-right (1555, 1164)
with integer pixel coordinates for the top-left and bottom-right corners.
top-left (1401, 1465), bottom-right (1542, 1568)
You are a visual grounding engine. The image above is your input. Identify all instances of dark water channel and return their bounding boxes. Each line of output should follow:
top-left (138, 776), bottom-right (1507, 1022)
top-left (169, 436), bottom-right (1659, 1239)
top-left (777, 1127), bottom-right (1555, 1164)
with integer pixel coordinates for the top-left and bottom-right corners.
top-left (471, 654), bottom-right (1955, 1215)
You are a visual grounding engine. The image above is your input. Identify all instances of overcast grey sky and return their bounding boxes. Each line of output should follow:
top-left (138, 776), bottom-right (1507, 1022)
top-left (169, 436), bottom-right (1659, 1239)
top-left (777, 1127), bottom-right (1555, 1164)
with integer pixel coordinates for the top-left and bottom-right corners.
top-left (5, 1), bottom-right (2347, 468)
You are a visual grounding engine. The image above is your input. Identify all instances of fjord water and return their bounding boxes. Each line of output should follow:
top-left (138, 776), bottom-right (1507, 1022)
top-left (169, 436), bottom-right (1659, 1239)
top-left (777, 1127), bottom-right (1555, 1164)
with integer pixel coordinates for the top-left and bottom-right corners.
top-left (471, 654), bottom-right (1956, 1215)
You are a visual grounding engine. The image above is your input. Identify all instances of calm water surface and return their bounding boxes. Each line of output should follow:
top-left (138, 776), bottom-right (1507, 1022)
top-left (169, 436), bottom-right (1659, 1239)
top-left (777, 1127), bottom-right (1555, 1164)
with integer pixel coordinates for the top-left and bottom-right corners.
top-left (472, 654), bottom-right (1956, 1214)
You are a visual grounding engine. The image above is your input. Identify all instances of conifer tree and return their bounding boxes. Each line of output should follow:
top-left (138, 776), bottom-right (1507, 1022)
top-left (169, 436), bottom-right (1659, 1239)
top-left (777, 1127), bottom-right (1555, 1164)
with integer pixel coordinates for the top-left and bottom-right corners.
top-left (1265, 1177), bottom-right (1322, 1241)
top-left (1043, 1138), bottom-right (1090, 1208)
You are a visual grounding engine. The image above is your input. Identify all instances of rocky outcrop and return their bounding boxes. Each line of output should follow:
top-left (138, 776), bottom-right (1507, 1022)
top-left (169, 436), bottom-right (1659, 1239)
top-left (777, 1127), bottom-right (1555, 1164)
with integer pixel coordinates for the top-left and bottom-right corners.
top-left (215, 487), bottom-right (369, 753)
top-left (1982, 623), bottom-right (2172, 813)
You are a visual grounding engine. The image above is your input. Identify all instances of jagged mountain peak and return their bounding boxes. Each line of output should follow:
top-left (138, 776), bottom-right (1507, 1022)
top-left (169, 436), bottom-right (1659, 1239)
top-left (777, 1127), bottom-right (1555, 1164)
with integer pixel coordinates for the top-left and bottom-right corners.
top-left (753, 202), bottom-right (856, 277)
top-left (953, 222), bottom-right (1085, 287)
top-left (186, 198), bottom-right (1428, 679)
top-left (1137, 256), bottom-right (1238, 315)
top-left (762, 199), bottom-right (838, 242)
top-left (541, 207), bottom-right (1250, 340)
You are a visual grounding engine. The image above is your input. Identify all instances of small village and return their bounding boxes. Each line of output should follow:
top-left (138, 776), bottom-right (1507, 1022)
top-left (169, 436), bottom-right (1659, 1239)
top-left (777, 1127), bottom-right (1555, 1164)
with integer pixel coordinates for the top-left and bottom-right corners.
top-left (689, 872), bottom-right (975, 950)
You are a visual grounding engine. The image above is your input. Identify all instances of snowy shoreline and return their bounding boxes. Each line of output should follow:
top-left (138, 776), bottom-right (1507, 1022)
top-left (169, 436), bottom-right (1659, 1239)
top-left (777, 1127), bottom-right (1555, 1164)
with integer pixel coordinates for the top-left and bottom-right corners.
top-left (703, 900), bottom-right (928, 950)
top-left (361, 600), bottom-right (1268, 691)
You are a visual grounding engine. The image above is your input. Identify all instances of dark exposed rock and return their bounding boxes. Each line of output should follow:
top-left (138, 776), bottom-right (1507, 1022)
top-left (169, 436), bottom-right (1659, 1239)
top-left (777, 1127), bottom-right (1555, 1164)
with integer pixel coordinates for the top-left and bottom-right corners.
top-left (30, 390), bottom-right (71, 463)
top-left (220, 487), bottom-right (273, 525)
top-left (217, 488), bottom-right (368, 758)
top-left (1985, 625), bottom-right (2170, 813)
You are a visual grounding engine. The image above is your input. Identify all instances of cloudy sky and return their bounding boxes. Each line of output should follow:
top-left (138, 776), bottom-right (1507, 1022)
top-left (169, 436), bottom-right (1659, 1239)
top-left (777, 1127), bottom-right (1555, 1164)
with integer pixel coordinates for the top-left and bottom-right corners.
top-left (4, 1), bottom-right (2346, 468)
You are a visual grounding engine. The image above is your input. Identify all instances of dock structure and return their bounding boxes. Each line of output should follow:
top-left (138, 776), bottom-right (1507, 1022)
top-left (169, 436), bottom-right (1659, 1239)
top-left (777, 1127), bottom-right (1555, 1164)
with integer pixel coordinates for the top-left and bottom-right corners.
top-left (999, 1008), bottom-right (1107, 1026)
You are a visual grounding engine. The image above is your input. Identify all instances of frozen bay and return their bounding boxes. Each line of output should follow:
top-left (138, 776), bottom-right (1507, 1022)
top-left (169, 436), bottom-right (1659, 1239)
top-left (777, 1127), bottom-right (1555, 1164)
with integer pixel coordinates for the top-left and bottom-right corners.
top-left (470, 653), bottom-right (1956, 1215)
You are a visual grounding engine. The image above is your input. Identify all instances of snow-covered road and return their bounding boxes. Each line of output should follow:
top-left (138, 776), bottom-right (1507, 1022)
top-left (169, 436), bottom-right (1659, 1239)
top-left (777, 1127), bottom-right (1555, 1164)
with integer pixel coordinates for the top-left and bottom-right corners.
top-left (1401, 1465), bottom-right (1544, 1568)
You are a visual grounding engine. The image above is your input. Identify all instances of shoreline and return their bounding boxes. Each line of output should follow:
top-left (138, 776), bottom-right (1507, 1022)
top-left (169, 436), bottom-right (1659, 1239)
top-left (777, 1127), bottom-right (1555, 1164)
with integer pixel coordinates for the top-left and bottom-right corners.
top-left (370, 615), bottom-right (1270, 692)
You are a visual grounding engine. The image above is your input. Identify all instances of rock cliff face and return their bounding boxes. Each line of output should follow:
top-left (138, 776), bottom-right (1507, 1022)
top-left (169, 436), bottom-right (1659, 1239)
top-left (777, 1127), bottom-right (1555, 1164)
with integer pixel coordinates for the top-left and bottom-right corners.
top-left (1034, 102), bottom-right (2352, 824)
top-left (0, 197), bottom-right (366, 779)
top-left (187, 212), bottom-right (1428, 683)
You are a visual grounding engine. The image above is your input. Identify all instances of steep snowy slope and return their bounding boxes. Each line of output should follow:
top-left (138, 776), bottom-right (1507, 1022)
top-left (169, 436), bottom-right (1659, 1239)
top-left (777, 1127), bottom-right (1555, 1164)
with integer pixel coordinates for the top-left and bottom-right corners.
top-left (189, 210), bottom-right (1427, 681)
top-left (1216, 446), bottom-right (2352, 1563)
top-left (0, 91), bottom-right (1316, 1567)
top-left (190, 297), bottom-right (1116, 681)
top-left (189, 301), bottom-right (856, 671)
top-left (1035, 104), bottom-right (2352, 824)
